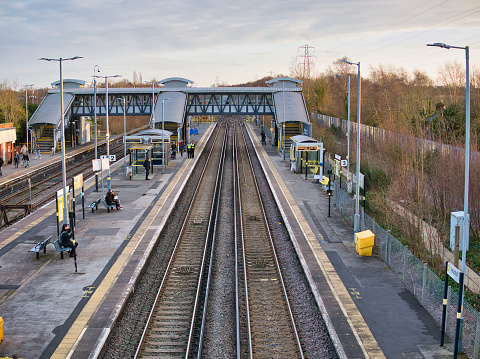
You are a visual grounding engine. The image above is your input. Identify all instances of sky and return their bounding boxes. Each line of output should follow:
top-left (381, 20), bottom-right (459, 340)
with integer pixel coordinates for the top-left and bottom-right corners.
top-left (1, 0), bottom-right (480, 89)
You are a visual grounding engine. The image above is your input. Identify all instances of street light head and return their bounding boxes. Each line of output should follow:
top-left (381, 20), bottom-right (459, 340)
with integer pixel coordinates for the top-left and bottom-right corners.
top-left (427, 42), bottom-right (451, 49)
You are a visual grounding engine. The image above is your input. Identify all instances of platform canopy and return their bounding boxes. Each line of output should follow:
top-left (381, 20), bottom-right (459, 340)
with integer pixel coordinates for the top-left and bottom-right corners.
top-left (153, 92), bottom-right (186, 125)
top-left (273, 92), bottom-right (309, 124)
top-left (29, 92), bottom-right (74, 126)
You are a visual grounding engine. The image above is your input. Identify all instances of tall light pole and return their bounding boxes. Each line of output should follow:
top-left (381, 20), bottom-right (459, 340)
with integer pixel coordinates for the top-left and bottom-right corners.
top-left (92, 65), bottom-right (100, 160)
top-left (335, 74), bottom-right (351, 187)
top-left (428, 42), bottom-right (470, 353)
top-left (162, 98), bottom-right (170, 174)
top-left (92, 65), bottom-right (100, 192)
top-left (24, 84), bottom-right (34, 153)
top-left (145, 81), bottom-right (157, 129)
top-left (116, 97), bottom-right (127, 174)
top-left (342, 60), bottom-right (361, 232)
top-left (94, 74), bottom-right (121, 191)
top-left (39, 56), bottom-right (83, 224)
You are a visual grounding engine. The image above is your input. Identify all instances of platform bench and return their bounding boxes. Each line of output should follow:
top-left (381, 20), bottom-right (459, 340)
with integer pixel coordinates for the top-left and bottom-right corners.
top-left (87, 198), bottom-right (102, 213)
top-left (29, 236), bottom-right (52, 259)
top-left (53, 238), bottom-right (71, 259)
top-left (103, 198), bottom-right (116, 213)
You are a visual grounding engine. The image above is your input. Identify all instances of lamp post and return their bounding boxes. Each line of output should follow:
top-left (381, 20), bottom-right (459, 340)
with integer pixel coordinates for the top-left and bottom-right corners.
top-left (94, 74), bottom-right (121, 191)
top-left (116, 97), bottom-right (127, 174)
top-left (92, 65), bottom-right (100, 191)
top-left (335, 74), bottom-right (351, 188)
top-left (162, 98), bottom-right (170, 174)
top-left (39, 56), bottom-right (83, 224)
top-left (342, 60), bottom-right (361, 233)
top-left (145, 81), bottom-right (157, 129)
top-left (24, 84), bottom-right (34, 153)
top-left (428, 42), bottom-right (470, 354)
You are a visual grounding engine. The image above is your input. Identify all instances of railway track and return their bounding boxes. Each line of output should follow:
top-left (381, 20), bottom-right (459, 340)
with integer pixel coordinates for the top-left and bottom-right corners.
top-left (135, 122), bottom-right (226, 358)
top-left (134, 120), bottom-right (304, 358)
top-left (103, 118), bottom-right (336, 358)
top-left (0, 138), bottom-right (126, 227)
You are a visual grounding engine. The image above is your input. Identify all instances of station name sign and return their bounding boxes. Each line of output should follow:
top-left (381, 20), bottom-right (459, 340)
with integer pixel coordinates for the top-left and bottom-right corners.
top-left (297, 145), bottom-right (318, 151)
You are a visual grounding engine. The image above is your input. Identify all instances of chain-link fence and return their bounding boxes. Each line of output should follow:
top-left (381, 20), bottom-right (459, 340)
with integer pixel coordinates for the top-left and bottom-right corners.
top-left (334, 182), bottom-right (480, 358)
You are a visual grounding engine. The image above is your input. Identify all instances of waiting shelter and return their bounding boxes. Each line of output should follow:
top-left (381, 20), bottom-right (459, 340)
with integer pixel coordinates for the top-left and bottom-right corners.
top-left (125, 129), bottom-right (172, 178)
top-left (289, 135), bottom-right (323, 179)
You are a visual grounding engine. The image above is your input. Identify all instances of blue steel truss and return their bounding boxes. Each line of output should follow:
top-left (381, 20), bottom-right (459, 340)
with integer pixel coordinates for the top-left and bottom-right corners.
top-left (186, 92), bottom-right (274, 115)
top-left (72, 93), bottom-right (153, 117)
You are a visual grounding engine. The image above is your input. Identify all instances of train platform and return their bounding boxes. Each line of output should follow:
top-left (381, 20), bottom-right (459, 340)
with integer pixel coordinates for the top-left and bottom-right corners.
top-left (0, 121), bottom-right (459, 359)
top-left (247, 123), bottom-right (459, 359)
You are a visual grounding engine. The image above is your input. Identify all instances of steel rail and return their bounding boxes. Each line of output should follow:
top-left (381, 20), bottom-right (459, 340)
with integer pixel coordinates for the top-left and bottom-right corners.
top-left (240, 122), bottom-right (305, 358)
top-left (193, 123), bottom-right (229, 358)
top-left (134, 123), bottom-right (223, 358)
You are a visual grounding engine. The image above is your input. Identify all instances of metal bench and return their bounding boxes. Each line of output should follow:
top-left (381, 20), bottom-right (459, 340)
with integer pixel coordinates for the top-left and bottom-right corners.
top-left (103, 198), bottom-right (116, 213)
top-left (53, 238), bottom-right (71, 259)
top-left (87, 198), bottom-right (102, 213)
top-left (29, 236), bottom-right (52, 259)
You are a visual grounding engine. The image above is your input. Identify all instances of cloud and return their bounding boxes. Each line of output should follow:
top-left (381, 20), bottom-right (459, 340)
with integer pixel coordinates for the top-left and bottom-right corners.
top-left (1, 0), bottom-right (479, 87)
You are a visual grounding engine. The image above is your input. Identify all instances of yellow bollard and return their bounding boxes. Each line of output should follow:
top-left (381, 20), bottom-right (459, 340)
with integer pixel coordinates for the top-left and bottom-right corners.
top-left (0, 316), bottom-right (4, 343)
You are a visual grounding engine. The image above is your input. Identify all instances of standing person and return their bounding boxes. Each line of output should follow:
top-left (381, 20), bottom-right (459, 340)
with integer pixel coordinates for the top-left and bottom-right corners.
top-left (60, 223), bottom-right (78, 257)
top-left (20, 144), bottom-right (27, 157)
top-left (24, 152), bottom-right (29, 168)
top-left (187, 142), bottom-right (192, 158)
top-left (261, 131), bottom-right (266, 146)
top-left (34, 143), bottom-right (41, 160)
top-left (143, 156), bottom-right (151, 180)
top-left (0, 156), bottom-right (3, 176)
top-left (14, 151), bottom-right (19, 168)
top-left (179, 141), bottom-right (183, 156)
top-left (20, 144), bottom-right (27, 166)
top-left (190, 141), bottom-right (195, 158)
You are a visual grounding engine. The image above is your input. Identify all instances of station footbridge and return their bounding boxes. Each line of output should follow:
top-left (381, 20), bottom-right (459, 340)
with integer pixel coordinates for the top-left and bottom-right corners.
top-left (28, 77), bottom-right (311, 152)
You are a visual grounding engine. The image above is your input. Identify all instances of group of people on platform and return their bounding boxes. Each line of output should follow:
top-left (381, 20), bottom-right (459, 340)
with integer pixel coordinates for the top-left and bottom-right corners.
top-left (177, 140), bottom-right (196, 158)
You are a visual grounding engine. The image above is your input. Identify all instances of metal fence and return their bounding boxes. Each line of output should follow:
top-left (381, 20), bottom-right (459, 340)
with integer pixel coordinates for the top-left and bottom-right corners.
top-left (334, 182), bottom-right (480, 358)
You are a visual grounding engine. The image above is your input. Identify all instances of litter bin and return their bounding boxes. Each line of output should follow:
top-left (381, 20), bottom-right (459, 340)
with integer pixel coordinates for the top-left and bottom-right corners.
top-left (355, 230), bottom-right (374, 256)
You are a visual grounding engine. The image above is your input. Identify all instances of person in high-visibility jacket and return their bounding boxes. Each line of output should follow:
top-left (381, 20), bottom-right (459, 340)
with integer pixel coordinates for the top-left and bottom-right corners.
top-left (187, 142), bottom-right (192, 158)
top-left (190, 141), bottom-right (195, 158)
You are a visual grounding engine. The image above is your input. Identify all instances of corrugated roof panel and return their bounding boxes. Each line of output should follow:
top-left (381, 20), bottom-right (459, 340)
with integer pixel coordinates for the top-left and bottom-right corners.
top-left (29, 93), bottom-right (74, 126)
top-left (273, 92), bottom-right (309, 124)
top-left (153, 92), bottom-right (186, 125)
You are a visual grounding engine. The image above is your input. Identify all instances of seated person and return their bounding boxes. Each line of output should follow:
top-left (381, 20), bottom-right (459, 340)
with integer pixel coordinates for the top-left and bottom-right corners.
top-left (106, 188), bottom-right (122, 210)
top-left (60, 223), bottom-right (78, 257)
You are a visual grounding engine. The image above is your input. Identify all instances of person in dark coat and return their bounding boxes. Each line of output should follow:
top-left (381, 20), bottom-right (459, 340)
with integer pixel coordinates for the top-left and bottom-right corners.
top-left (60, 223), bottom-right (78, 257)
top-left (106, 188), bottom-right (122, 210)
top-left (0, 156), bottom-right (3, 176)
top-left (143, 156), bottom-right (151, 180)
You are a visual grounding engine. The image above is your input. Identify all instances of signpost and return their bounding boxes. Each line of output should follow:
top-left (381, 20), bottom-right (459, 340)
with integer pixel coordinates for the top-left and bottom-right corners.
top-left (441, 261), bottom-right (464, 358)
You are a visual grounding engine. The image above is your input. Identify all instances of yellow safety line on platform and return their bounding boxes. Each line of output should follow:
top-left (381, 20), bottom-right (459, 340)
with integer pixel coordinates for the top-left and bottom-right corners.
top-left (52, 125), bottom-right (214, 358)
top-left (249, 126), bottom-right (385, 358)
top-left (51, 162), bottom-right (191, 358)
top-left (0, 208), bottom-right (55, 250)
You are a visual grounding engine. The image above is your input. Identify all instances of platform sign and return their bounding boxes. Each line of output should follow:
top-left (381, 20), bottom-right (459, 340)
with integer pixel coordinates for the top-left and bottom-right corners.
top-left (73, 174), bottom-right (83, 193)
top-left (334, 159), bottom-right (341, 177)
top-left (110, 155), bottom-right (116, 162)
top-left (447, 262), bottom-right (461, 284)
top-left (56, 186), bottom-right (70, 223)
top-left (335, 154), bottom-right (341, 161)
top-left (92, 158), bottom-right (109, 172)
top-left (341, 160), bottom-right (347, 167)
top-left (359, 173), bottom-right (365, 190)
